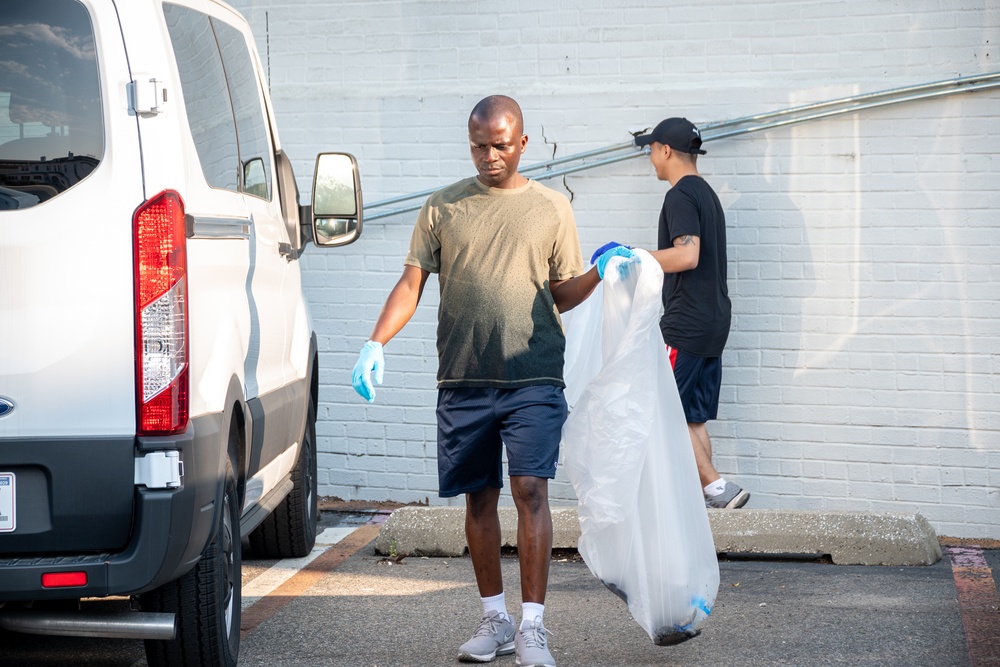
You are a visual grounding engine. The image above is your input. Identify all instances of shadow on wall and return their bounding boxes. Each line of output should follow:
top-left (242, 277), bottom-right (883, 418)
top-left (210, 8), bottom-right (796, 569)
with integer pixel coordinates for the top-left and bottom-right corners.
top-left (719, 131), bottom-right (814, 508)
top-left (723, 113), bottom-right (987, 527)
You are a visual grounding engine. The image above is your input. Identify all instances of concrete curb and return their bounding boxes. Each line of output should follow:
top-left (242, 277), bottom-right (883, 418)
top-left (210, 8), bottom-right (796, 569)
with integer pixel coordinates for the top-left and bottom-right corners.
top-left (374, 507), bottom-right (580, 558)
top-left (708, 509), bottom-right (942, 565)
top-left (373, 506), bottom-right (942, 566)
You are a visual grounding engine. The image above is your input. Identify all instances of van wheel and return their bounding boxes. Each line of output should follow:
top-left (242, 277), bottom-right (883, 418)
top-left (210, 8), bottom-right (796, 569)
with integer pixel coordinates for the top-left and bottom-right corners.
top-left (248, 400), bottom-right (318, 558)
top-left (141, 461), bottom-right (241, 667)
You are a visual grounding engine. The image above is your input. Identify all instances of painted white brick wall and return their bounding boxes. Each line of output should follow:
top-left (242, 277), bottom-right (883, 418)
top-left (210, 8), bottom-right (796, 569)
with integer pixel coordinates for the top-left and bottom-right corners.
top-left (230, 0), bottom-right (1000, 538)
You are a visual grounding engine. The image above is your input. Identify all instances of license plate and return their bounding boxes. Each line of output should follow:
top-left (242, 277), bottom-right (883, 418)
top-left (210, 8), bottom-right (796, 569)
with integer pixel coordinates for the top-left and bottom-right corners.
top-left (0, 473), bottom-right (14, 532)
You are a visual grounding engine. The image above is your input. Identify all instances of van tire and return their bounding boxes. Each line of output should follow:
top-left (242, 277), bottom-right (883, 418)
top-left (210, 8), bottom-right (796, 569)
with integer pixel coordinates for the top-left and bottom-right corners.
top-left (141, 460), bottom-right (241, 667)
top-left (248, 400), bottom-right (318, 559)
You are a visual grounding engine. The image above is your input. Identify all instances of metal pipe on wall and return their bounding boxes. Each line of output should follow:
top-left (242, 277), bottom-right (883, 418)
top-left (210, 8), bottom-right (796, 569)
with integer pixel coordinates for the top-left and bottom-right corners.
top-left (363, 72), bottom-right (1000, 221)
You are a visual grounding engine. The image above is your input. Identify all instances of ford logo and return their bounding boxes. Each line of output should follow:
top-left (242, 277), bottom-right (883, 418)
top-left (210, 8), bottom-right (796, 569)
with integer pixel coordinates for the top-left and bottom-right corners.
top-left (0, 397), bottom-right (14, 418)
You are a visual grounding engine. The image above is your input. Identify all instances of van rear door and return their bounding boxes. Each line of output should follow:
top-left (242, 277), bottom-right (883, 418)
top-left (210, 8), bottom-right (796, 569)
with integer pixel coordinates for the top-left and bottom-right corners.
top-left (0, 0), bottom-right (145, 553)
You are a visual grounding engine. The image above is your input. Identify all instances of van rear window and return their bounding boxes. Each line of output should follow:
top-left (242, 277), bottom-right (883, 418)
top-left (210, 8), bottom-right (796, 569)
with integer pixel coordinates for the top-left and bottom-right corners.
top-left (0, 0), bottom-right (103, 210)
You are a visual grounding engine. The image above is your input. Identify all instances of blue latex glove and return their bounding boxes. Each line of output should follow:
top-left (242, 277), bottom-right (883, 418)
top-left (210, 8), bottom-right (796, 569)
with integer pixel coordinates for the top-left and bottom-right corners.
top-left (352, 340), bottom-right (384, 402)
top-left (590, 241), bottom-right (628, 265)
top-left (595, 245), bottom-right (637, 279)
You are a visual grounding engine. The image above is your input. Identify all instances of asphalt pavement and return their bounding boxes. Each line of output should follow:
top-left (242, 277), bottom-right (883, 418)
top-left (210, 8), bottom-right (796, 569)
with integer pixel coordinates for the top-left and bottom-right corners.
top-left (1, 508), bottom-right (996, 666)
top-left (234, 523), bottom-right (975, 666)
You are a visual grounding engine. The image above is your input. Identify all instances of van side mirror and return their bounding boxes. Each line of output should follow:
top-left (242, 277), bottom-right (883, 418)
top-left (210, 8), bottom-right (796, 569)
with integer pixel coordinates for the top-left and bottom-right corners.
top-left (310, 152), bottom-right (363, 247)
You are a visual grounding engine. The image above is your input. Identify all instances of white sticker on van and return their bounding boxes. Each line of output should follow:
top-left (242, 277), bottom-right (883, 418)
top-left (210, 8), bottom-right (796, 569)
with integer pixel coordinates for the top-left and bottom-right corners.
top-left (0, 473), bottom-right (15, 532)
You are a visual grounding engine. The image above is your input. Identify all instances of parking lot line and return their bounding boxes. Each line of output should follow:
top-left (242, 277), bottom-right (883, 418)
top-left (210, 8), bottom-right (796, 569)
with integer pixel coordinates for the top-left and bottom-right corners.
top-left (241, 526), bottom-right (356, 611)
top-left (240, 524), bottom-right (381, 638)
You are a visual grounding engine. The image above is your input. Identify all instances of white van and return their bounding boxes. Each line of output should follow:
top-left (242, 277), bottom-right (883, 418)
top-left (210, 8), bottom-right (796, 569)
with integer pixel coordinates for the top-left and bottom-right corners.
top-left (0, 1), bottom-right (362, 665)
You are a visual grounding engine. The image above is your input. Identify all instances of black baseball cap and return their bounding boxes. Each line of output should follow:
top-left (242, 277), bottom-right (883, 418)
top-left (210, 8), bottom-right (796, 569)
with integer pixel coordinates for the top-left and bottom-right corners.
top-left (634, 117), bottom-right (706, 155)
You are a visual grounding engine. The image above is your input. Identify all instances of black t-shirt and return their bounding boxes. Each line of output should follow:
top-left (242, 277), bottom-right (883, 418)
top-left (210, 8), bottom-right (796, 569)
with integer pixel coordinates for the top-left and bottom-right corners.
top-left (657, 175), bottom-right (731, 357)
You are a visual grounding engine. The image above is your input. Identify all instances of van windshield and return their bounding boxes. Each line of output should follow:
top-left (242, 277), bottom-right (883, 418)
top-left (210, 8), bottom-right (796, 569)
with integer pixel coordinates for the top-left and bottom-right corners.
top-left (0, 0), bottom-right (103, 210)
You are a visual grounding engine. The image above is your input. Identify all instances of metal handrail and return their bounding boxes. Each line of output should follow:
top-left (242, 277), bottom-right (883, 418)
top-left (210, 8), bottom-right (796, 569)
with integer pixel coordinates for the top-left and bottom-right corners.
top-left (364, 71), bottom-right (1000, 221)
top-left (697, 72), bottom-right (1000, 133)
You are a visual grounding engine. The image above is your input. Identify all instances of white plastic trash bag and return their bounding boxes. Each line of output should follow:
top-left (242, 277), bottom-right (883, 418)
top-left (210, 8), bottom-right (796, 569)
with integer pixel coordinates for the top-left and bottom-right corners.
top-left (561, 249), bottom-right (720, 645)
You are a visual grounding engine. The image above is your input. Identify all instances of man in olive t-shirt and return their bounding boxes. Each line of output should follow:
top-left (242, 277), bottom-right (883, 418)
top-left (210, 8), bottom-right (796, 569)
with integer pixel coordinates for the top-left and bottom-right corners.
top-left (406, 175), bottom-right (582, 387)
top-left (352, 96), bottom-right (630, 667)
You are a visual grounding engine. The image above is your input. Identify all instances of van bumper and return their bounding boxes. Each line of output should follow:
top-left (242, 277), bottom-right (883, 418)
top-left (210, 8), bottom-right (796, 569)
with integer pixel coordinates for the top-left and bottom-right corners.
top-left (0, 414), bottom-right (226, 601)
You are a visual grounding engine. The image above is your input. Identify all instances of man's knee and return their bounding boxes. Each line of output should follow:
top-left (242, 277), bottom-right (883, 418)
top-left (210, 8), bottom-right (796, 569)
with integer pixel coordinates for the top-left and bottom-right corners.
top-left (511, 476), bottom-right (550, 515)
top-left (466, 486), bottom-right (501, 519)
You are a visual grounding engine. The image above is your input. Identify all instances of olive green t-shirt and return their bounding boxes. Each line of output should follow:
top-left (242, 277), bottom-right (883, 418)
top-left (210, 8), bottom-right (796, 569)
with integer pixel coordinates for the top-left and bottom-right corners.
top-left (405, 177), bottom-right (585, 388)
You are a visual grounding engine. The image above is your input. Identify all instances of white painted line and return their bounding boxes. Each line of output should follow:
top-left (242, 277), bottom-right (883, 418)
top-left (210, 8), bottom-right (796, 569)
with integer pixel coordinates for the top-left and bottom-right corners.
top-left (240, 526), bottom-right (356, 610)
top-left (316, 526), bottom-right (355, 546)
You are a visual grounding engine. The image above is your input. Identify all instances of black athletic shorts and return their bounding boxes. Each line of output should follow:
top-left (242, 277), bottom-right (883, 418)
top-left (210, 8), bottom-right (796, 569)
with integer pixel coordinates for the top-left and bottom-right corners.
top-left (435, 385), bottom-right (566, 498)
top-left (667, 346), bottom-right (722, 424)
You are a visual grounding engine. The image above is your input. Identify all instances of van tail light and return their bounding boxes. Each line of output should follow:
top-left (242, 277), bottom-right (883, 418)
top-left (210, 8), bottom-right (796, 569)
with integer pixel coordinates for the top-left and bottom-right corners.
top-left (133, 190), bottom-right (189, 435)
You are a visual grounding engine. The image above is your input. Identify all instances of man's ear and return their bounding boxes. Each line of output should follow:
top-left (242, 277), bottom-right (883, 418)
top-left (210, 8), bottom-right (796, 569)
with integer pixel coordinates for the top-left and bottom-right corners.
top-left (520, 134), bottom-right (528, 153)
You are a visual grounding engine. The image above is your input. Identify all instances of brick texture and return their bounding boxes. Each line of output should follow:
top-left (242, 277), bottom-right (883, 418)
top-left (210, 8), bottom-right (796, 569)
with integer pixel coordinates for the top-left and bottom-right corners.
top-left (231, 0), bottom-right (1000, 537)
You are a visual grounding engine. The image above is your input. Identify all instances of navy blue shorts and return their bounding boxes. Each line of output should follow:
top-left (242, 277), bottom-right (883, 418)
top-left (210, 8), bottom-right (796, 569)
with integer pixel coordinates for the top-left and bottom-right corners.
top-left (435, 385), bottom-right (566, 498)
top-left (667, 346), bottom-right (722, 424)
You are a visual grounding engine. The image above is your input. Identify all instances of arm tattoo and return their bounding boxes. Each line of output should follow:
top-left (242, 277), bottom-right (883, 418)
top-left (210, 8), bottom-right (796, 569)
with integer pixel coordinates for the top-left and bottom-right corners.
top-left (675, 235), bottom-right (696, 247)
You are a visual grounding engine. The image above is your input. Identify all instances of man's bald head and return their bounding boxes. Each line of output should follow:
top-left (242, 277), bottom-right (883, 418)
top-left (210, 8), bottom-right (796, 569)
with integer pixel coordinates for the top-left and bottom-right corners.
top-left (467, 95), bottom-right (528, 189)
top-left (469, 95), bottom-right (524, 136)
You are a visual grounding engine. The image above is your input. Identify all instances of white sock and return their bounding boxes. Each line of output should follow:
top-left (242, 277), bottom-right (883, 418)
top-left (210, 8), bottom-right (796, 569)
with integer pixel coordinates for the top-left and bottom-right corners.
top-left (481, 592), bottom-right (509, 621)
top-left (520, 602), bottom-right (545, 630)
top-left (704, 478), bottom-right (727, 497)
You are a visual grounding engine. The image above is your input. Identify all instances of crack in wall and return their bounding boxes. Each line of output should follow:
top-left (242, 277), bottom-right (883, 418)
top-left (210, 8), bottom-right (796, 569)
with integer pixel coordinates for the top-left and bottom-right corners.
top-left (540, 125), bottom-right (575, 201)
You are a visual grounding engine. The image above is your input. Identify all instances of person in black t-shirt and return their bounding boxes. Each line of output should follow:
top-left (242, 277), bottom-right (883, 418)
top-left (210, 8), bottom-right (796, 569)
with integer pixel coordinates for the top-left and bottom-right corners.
top-left (634, 117), bottom-right (749, 509)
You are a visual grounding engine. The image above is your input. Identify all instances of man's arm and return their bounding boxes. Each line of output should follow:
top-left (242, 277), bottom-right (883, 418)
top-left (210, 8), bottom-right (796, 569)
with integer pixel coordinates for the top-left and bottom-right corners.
top-left (369, 264), bottom-right (430, 344)
top-left (352, 264), bottom-right (429, 402)
top-left (651, 234), bottom-right (700, 274)
top-left (549, 266), bottom-right (602, 313)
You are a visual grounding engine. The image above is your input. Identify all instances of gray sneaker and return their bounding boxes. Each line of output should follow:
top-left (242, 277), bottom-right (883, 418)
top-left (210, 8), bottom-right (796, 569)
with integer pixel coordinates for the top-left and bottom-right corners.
top-left (458, 611), bottom-right (515, 663)
top-left (515, 617), bottom-right (555, 667)
top-left (706, 481), bottom-right (750, 509)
